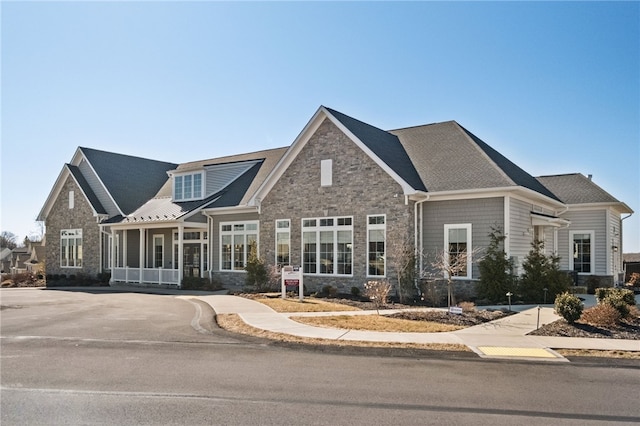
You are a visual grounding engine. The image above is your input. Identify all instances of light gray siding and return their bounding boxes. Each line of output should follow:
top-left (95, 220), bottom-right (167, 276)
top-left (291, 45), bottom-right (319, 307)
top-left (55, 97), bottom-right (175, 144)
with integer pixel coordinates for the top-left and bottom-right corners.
top-left (204, 162), bottom-right (256, 197)
top-left (78, 159), bottom-right (120, 216)
top-left (508, 197), bottom-right (536, 272)
top-left (557, 209), bottom-right (607, 275)
top-left (422, 197), bottom-right (504, 278)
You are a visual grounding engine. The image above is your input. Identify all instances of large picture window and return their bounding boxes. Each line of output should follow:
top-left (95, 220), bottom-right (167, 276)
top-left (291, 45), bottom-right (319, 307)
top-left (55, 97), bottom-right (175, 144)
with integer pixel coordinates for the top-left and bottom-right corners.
top-left (302, 217), bottom-right (352, 275)
top-left (276, 220), bottom-right (290, 267)
top-left (60, 229), bottom-right (82, 268)
top-left (444, 224), bottom-right (472, 279)
top-left (174, 172), bottom-right (203, 201)
top-left (220, 221), bottom-right (258, 271)
top-left (570, 231), bottom-right (594, 273)
top-left (367, 215), bottom-right (386, 276)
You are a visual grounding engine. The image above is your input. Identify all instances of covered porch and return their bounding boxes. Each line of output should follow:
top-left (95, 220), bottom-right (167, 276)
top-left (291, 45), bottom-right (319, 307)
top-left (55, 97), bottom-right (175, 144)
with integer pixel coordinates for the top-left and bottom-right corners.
top-left (105, 223), bottom-right (209, 288)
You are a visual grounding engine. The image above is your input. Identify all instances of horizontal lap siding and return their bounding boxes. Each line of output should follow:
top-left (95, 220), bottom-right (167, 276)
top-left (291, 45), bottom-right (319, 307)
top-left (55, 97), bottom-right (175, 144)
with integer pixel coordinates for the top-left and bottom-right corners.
top-left (509, 197), bottom-right (535, 272)
top-left (422, 197), bottom-right (504, 278)
top-left (557, 209), bottom-right (607, 275)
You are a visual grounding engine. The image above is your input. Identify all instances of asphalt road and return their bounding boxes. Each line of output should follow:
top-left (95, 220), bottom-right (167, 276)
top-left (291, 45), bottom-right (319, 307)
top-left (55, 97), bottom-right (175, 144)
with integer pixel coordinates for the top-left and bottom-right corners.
top-left (1, 288), bottom-right (639, 425)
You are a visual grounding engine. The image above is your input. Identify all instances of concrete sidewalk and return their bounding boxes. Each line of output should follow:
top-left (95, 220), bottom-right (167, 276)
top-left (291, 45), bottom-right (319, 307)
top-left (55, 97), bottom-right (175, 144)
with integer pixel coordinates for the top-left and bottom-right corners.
top-left (194, 295), bottom-right (640, 362)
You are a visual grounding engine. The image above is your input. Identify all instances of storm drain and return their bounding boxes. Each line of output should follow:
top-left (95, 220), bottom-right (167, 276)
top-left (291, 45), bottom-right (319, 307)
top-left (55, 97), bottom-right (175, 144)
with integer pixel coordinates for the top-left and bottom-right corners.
top-left (476, 346), bottom-right (561, 359)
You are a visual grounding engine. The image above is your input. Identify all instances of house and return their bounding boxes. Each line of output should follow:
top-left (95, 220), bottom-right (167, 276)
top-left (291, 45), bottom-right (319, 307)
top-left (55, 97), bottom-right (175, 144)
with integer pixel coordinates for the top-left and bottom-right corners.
top-left (37, 106), bottom-right (633, 295)
top-left (23, 238), bottom-right (46, 275)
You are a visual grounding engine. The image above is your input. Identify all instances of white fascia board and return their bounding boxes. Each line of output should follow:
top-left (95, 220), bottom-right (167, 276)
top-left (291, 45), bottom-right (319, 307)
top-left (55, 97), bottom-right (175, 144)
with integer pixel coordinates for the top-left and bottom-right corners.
top-left (76, 147), bottom-right (124, 217)
top-left (201, 205), bottom-right (258, 216)
top-left (110, 221), bottom-right (207, 231)
top-left (323, 108), bottom-right (416, 195)
top-left (561, 202), bottom-right (633, 214)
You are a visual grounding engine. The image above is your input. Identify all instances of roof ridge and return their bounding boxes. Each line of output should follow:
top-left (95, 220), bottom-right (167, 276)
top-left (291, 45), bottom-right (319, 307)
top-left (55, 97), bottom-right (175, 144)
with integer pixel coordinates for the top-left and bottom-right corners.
top-left (388, 120), bottom-right (458, 132)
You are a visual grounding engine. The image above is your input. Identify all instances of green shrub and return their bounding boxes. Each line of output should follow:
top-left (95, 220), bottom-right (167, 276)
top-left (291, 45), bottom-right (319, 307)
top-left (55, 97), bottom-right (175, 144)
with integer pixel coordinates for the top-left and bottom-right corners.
top-left (586, 276), bottom-right (600, 294)
top-left (350, 286), bottom-right (361, 297)
top-left (580, 304), bottom-right (621, 327)
top-left (519, 240), bottom-right (571, 303)
top-left (595, 287), bottom-right (635, 318)
top-left (477, 226), bottom-right (516, 303)
top-left (554, 292), bottom-right (583, 324)
top-left (182, 276), bottom-right (222, 291)
top-left (320, 285), bottom-right (337, 297)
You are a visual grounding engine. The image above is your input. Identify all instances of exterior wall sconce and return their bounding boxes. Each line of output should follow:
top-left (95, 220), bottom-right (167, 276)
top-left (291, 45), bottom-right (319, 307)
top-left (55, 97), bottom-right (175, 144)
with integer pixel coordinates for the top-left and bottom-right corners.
top-left (612, 246), bottom-right (619, 252)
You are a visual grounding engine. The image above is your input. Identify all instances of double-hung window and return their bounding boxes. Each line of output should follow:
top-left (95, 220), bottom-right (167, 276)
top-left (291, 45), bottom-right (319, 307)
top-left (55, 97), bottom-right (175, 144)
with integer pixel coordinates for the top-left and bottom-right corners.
top-left (276, 220), bottom-right (290, 267)
top-left (302, 217), bottom-right (352, 275)
top-left (220, 222), bottom-right (258, 271)
top-left (367, 215), bottom-right (386, 276)
top-left (444, 224), bottom-right (472, 279)
top-left (174, 172), bottom-right (203, 201)
top-left (570, 231), bottom-right (594, 273)
top-left (60, 229), bottom-right (82, 268)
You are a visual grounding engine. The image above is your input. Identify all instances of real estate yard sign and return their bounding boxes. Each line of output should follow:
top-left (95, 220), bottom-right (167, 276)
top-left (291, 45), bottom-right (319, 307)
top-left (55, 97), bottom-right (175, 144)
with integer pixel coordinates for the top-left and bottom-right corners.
top-left (281, 265), bottom-right (303, 301)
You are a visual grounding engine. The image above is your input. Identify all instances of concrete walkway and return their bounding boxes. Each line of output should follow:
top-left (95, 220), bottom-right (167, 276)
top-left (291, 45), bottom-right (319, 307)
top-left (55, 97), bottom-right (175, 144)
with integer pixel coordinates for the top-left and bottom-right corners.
top-left (194, 295), bottom-right (640, 362)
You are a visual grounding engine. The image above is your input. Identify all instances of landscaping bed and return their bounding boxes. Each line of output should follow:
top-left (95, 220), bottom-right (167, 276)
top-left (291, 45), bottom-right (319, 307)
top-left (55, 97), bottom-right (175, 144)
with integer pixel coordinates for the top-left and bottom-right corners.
top-left (529, 315), bottom-right (640, 340)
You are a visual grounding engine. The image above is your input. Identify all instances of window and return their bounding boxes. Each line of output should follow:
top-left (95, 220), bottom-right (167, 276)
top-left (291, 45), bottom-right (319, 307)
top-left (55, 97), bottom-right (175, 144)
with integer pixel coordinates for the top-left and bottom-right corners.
top-left (444, 224), bottom-right (472, 279)
top-left (302, 216), bottom-right (352, 275)
top-left (276, 220), bottom-right (290, 267)
top-left (367, 215), bottom-right (386, 276)
top-left (220, 221), bottom-right (258, 271)
top-left (321, 159), bottom-right (332, 187)
top-left (69, 191), bottom-right (74, 209)
top-left (60, 229), bottom-right (82, 268)
top-left (571, 231), bottom-right (594, 273)
top-left (174, 172), bottom-right (203, 201)
top-left (153, 235), bottom-right (164, 268)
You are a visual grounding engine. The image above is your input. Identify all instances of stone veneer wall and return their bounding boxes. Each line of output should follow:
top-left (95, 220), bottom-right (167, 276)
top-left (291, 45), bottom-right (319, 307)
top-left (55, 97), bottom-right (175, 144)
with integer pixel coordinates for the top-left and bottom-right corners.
top-left (258, 118), bottom-right (415, 294)
top-left (45, 176), bottom-right (102, 278)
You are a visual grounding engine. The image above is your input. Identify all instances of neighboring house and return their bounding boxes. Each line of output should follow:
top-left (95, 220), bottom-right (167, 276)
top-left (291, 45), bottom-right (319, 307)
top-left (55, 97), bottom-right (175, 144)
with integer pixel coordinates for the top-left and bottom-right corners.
top-left (623, 253), bottom-right (640, 284)
top-left (0, 247), bottom-right (12, 274)
top-left (7, 247), bottom-right (29, 275)
top-left (24, 238), bottom-right (46, 275)
top-left (37, 106), bottom-right (634, 293)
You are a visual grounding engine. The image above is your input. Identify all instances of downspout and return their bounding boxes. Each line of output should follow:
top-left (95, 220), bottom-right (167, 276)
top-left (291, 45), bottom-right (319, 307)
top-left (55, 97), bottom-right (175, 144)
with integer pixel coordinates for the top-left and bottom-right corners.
top-left (414, 193), bottom-right (430, 279)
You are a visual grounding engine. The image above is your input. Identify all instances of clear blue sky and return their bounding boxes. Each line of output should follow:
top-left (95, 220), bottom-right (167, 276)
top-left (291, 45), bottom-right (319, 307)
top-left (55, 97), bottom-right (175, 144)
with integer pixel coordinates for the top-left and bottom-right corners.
top-left (2, 1), bottom-right (639, 252)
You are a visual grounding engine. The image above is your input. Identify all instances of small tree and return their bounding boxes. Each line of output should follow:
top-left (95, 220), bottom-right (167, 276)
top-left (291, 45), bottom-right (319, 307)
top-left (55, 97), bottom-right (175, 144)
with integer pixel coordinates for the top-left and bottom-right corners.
top-left (387, 234), bottom-right (417, 303)
top-left (554, 292), bottom-right (583, 324)
top-left (477, 226), bottom-right (516, 303)
top-left (244, 241), bottom-right (268, 291)
top-left (518, 239), bottom-right (571, 303)
top-left (363, 280), bottom-right (391, 314)
top-left (422, 247), bottom-right (482, 308)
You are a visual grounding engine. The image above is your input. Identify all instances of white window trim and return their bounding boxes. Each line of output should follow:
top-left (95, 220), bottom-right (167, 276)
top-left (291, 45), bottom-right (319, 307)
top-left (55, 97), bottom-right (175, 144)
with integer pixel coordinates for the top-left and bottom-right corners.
top-left (367, 214), bottom-right (386, 278)
top-left (569, 230), bottom-right (595, 275)
top-left (219, 220), bottom-right (259, 272)
top-left (444, 223), bottom-right (472, 280)
top-left (302, 216), bottom-right (353, 276)
top-left (173, 171), bottom-right (204, 202)
top-left (60, 228), bottom-right (83, 269)
top-left (153, 234), bottom-right (164, 268)
top-left (275, 219), bottom-right (291, 267)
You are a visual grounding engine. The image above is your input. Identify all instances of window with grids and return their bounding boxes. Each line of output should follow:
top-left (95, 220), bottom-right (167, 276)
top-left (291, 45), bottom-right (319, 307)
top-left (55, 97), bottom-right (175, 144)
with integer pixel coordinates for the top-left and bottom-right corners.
top-left (174, 172), bottom-right (203, 201)
top-left (60, 229), bottom-right (82, 268)
top-left (367, 215), bottom-right (386, 276)
top-left (444, 224), bottom-right (472, 279)
top-left (302, 217), bottom-right (352, 275)
top-left (571, 231), bottom-right (593, 273)
top-left (220, 222), bottom-right (258, 271)
top-left (276, 220), bottom-right (290, 267)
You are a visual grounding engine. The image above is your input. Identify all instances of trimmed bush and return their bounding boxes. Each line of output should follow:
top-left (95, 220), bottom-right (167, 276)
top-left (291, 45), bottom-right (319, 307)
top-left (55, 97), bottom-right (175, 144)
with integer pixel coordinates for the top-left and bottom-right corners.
top-left (350, 286), bottom-right (361, 297)
top-left (595, 287), bottom-right (635, 318)
top-left (554, 292), bottom-right (583, 324)
top-left (580, 304), bottom-right (621, 327)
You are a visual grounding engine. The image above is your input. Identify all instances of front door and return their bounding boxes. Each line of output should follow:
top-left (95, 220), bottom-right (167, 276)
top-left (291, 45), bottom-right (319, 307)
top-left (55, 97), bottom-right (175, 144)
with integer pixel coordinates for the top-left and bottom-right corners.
top-left (183, 244), bottom-right (200, 278)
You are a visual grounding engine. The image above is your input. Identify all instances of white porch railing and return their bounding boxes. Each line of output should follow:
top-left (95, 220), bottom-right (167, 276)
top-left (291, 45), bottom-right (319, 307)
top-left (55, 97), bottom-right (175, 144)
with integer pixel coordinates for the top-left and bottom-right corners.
top-left (112, 267), bottom-right (180, 286)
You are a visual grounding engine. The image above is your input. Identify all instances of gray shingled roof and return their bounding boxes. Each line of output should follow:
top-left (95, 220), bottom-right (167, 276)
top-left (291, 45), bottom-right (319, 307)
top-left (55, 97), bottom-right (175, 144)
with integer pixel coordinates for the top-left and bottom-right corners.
top-left (536, 173), bottom-right (622, 204)
top-left (80, 147), bottom-right (178, 215)
top-left (389, 121), bottom-right (560, 201)
top-left (67, 164), bottom-right (107, 215)
top-left (325, 107), bottom-right (427, 192)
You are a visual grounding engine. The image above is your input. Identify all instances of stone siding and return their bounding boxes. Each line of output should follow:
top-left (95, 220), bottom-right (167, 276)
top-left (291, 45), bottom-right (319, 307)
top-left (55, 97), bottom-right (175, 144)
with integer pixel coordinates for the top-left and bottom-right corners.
top-left (45, 176), bottom-right (102, 278)
top-left (258, 118), bottom-right (414, 294)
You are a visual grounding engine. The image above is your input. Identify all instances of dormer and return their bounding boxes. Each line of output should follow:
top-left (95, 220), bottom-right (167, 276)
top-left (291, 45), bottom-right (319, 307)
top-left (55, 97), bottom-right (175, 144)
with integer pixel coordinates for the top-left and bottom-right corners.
top-left (172, 171), bottom-right (204, 202)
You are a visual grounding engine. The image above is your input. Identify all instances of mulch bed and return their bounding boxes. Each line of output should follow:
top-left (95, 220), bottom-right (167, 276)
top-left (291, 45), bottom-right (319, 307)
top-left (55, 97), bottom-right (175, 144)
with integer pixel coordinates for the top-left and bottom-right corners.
top-left (528, 317), bottom-right (640, 340)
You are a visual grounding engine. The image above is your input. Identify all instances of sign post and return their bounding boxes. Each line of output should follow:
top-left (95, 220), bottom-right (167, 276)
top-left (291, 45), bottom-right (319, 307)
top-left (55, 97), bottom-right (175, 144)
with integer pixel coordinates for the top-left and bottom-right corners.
top-left (281, 265), bottom-right (304, 301)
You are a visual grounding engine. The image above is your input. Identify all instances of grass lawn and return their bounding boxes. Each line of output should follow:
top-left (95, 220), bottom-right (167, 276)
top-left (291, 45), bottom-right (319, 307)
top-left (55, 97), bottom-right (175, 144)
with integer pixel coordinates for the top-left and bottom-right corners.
top-left (292, 314), bottom-right (463, 333)
top-left (254, 297), bottom-right (361, 313)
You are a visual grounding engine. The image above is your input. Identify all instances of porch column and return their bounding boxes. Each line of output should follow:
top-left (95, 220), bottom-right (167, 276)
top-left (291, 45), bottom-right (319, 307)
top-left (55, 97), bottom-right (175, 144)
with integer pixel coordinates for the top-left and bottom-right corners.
top-left (139, 228), bottom-right (145, 283)
top-left (177, 225), bottom-right (184, 289)
top-left (110, 231), bottom-right (116, 284)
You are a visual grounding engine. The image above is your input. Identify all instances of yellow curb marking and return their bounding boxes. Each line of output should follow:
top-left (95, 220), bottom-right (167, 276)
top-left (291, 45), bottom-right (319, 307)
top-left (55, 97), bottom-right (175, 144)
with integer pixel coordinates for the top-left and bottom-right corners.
top-left (477, 346), bottom-right (558, 358)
